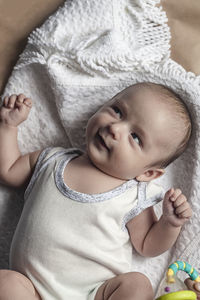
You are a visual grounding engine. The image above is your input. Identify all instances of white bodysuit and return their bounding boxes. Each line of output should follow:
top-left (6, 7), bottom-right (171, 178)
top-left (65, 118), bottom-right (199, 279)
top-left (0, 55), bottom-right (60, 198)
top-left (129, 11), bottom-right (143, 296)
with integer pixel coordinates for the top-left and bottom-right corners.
top-left (10, 147), bottom-right (164, 300)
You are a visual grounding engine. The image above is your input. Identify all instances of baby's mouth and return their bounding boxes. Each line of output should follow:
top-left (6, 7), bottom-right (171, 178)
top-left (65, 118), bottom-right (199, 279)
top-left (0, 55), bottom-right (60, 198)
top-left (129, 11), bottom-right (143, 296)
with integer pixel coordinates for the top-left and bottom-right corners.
top-left (96, 131), bottom-right (109, 151)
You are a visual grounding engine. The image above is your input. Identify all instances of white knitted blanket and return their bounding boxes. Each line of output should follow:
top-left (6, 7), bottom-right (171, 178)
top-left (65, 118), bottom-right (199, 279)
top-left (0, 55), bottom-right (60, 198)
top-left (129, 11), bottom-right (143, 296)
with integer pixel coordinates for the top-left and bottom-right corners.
top-left (1, 0), bottom-right (200, 293)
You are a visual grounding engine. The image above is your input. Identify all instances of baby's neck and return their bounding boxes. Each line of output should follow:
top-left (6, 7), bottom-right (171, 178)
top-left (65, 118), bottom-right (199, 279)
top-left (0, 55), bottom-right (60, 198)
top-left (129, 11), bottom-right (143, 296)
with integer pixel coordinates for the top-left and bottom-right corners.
top-left (64, 152), bottom-right (127, 194)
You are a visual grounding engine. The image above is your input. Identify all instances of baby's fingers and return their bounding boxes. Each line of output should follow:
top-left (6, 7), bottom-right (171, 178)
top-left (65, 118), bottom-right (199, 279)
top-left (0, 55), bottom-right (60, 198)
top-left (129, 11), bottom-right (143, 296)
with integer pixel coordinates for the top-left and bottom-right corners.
top-left (15, 97), bottom-right (32, 114)
top-left (17, 94), bottom-right (30, 105)
top-left (7, 94), bottom-right (18, 108)
top-left (175, 202), bottom-right (192, 216)
top-left (179, 208), bottom-right (192, 218)
top-left (3, 95), bottom-right (15, 108)
top-left (173, 193), bottom-right (187, 208)
top-left (16, 94), bottom-right (32, 108)
top-left (16, 94), bottom-right (26, 104)
top-left (2, 96), bottom-right (8, 107)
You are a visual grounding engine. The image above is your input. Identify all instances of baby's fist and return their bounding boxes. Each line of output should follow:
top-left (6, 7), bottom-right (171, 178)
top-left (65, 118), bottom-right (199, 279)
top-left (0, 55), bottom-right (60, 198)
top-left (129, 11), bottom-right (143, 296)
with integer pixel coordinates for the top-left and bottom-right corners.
top-left (0, 94), bottom-right (32, 127)
top-left (162, 188), bottom-right (192, 227)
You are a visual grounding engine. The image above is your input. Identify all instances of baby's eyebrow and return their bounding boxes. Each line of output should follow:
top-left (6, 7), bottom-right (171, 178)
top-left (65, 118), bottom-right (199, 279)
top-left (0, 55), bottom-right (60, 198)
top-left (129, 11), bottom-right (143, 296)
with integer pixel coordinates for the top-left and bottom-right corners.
top-left (134, 125), bottom-right (147, 140)
top-left (113, 98), bottom-right (152, 146)
top-left (136, 124), bottom-right (154, 148)
top-left (115, 98), bottom-right (129, 110)
top-left (121, 101), bottom-right (152, 145)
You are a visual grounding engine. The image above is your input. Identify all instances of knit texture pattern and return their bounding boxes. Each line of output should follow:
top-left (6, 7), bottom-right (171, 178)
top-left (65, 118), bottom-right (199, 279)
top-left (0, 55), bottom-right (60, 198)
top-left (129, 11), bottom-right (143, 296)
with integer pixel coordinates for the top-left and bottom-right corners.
top-left (0, 0), bottom-right (200, 293)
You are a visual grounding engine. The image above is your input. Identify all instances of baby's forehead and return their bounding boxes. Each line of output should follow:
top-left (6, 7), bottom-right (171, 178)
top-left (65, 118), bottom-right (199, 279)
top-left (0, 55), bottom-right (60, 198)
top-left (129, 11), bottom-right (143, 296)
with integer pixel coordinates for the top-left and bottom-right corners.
top-left (110, 86), bottom-right (183, 130)
top-left (113, 86), bottom-right (137, 99)
top-left (112, 84), bottom-right (180, 112)
top-left (111, 85), bottom-right (160, 105)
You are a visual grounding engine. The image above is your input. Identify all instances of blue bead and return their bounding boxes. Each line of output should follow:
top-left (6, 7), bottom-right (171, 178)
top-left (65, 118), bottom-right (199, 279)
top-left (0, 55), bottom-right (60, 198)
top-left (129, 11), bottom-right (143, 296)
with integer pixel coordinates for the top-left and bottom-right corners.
top-left (190, 269), bottom-right (199, 280)
top-left (169, 263), bottom-right (178, 274)
top-left (185, 263), bottom-right (192, 273)
top-left (177, 261), bottom-right (184, 270)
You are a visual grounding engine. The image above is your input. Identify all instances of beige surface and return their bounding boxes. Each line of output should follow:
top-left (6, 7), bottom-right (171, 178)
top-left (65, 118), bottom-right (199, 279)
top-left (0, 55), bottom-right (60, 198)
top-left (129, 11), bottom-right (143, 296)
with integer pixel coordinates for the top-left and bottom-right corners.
top-left (0, 0), bottom-right (65, 94)
top-left (161, 0), bottom-right (200, 75)
top-left (0, 0), bottom-right (200, 94)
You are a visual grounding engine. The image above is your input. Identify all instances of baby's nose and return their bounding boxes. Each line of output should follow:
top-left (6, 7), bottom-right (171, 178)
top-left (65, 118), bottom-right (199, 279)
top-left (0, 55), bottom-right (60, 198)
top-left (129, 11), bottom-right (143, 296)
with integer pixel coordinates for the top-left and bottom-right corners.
top-left (108, 122), bottom-right (127, 140)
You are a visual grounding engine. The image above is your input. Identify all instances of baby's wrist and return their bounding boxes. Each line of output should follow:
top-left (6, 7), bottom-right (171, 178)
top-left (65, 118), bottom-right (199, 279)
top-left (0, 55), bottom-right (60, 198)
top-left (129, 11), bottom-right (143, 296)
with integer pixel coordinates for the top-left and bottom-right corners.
top-left (0, 122), bottom-right (18, 130)
top-left (161, 214), bottom-right (182, 229)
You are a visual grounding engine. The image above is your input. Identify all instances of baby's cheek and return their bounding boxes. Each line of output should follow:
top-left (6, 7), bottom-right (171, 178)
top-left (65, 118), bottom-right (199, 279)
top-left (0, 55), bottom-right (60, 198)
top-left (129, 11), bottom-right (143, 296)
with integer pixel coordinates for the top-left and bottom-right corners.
top-left (87, 112), bottom-right (101, 128)
top-left (86, 116), bottom-right (96, 135)
top-left (111, 157), bottom-right (135, 180)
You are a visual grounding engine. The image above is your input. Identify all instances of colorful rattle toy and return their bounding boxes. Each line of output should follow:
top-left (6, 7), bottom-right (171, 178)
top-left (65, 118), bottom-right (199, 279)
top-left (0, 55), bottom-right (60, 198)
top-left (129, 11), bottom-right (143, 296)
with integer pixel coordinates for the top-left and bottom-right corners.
top-left (155, 261), bottom-right (200, 300)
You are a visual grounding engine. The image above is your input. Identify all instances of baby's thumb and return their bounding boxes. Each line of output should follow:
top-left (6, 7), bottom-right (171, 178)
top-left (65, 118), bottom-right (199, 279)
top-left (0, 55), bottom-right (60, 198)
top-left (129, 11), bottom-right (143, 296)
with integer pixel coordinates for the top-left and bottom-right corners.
top-left (163, 188), bottom-right (174, 213)
top-left (24, 98), bottom-right (32, 108)
top-left (163, 188), bottom-right (173, 204)
top-left (17, 100), bottom-right (32, 113)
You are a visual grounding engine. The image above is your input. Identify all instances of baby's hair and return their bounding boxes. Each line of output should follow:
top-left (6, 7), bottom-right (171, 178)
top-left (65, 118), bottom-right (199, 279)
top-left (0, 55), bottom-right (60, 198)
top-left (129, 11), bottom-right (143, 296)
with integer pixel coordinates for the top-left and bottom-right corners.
top-left (124, 82), bottom-right (193, 168)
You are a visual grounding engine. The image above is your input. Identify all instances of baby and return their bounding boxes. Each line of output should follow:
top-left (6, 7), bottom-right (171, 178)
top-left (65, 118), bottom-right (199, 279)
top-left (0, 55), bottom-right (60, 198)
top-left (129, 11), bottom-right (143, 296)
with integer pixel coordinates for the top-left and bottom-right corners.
top-left (0, 82), bottom-right (197, 300)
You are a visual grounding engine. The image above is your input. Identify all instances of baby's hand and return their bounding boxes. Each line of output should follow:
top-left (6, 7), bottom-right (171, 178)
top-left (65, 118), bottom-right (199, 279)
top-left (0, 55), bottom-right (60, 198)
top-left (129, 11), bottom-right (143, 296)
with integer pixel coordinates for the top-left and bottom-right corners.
top-left (0, 94), bottom-right (32, 127)
top-left (162, 188), bottom-right (192, 227)
top-left (185, 278), bottom-right (200, 299)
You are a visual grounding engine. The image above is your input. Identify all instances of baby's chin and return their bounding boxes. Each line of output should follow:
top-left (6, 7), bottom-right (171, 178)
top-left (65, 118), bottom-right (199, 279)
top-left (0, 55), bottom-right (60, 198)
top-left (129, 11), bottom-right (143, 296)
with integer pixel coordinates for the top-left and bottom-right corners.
top-left (86, 144), bottom-right (135, 180)
top-left (91, 160), bottom-right (132, 181)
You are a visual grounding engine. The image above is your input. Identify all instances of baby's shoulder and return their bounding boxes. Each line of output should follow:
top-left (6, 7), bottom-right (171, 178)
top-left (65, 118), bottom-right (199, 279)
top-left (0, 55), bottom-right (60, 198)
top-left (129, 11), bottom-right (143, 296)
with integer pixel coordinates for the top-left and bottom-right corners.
top-left (36, 146), bottom-right (83, 166)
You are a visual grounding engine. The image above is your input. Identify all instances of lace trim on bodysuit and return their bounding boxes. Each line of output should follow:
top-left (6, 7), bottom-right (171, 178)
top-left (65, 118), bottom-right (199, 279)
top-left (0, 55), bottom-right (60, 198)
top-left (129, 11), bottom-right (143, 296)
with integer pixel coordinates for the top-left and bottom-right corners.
top-left (122, 182), bottom-right (164, 231)
top-left (24, 147), bottom-right (82, 200)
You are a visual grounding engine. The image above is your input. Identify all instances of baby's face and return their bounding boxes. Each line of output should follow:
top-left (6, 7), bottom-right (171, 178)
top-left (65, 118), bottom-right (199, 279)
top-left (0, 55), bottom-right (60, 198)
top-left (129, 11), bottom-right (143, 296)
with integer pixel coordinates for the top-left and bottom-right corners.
top-left (86, 87), bottom-right (178, 181)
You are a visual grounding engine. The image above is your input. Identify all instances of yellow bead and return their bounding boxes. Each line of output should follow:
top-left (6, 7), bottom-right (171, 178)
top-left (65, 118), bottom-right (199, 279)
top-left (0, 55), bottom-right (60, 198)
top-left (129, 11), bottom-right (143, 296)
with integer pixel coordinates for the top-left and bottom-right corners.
top-left (195, 276), bottom-right (200, 282)
top-left (167, 269), bottom-right (174, 276)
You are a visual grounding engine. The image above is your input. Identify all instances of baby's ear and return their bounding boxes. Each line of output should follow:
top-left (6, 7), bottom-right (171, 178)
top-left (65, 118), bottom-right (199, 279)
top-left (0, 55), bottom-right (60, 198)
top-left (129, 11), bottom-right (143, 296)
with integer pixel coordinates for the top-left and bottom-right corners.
top-left (136, 168), bottom-right (165, 182)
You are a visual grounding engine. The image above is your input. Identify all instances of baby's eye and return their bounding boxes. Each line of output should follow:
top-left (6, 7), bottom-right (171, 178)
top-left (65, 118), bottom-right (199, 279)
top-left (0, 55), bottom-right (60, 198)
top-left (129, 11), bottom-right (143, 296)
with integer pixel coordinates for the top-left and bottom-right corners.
top-left (131, 133), bottom-right (141, 146)
top-left (111, 106), bottom-right (122, 118)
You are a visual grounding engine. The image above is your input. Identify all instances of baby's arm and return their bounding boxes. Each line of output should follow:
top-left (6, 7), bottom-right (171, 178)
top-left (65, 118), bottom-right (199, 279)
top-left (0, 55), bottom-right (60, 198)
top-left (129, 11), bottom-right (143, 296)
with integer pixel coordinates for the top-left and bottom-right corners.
top-left (0, 94), bottom-right (42, 187)
top-left (127, 188), bottom-right (192, 257)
